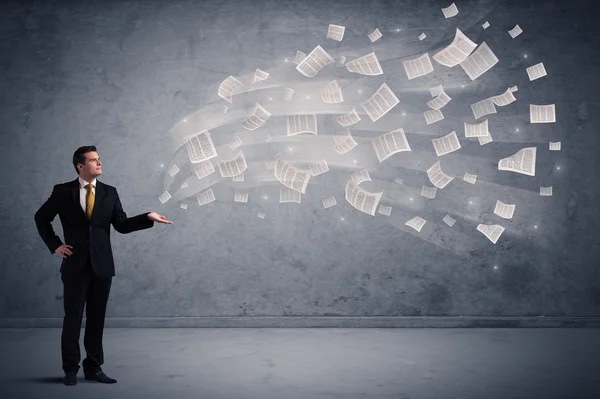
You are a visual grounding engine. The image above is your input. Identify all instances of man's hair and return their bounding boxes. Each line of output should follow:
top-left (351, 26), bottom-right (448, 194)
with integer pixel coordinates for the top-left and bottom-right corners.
top-left (72, 145), bottom-right (97, 175)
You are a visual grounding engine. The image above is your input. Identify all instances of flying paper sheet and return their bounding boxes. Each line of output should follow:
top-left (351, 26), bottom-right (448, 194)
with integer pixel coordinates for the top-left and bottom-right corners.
top-left (403, 53), bottom-right (434, 80)
top-left (234, 192), bottom-right (249, 203)
top-left (498, 147), bottom-right (536, 176)
top-left (345, 180), bottom-right (383, 216)
top-left (345, 52), bottom-right (383, 76)
top-left (526, 62), bottom-right (547, 81)
top-left (433, 28), bottom-right (477, 67)
top-left (460, 42), bottom-right (499, 81)
top-left (186, 131), bottom-right (218, 163)
top-left (167, 164), bottom-right (180, 177)
top-left (158, 191), bottom-right (171, 204)
top-left (193, 160), bottom-right (215, 180)
top-left (443, 214), bottom-right (456, 226)
top-left (320, 80), bottom-right (344, 104)
top-left (250, 68), bottom-right (269, 83)
top-left (368, 28), bottom-right (382, 42)
top-left (287, 114), bottom-right (318, 136)
top-left (327, 24), bottom-right (345, 41)
top-left (441, 3), bottom-right (459, 18)
top-left (372, 128), bottom-right (411, 163)
top-left (463, 172), bottom-right (477, 184)
top-left (424, 109), bottom-right (444, 125)
top-left (218, 76), bottom-right (244, 103)
top-left (378, 205), bottom-right (392, 216)
top-left (361, 83), bottom-right (400, 122)
top-left (296, 45), bottom-right (334, 77)
top-left (337, 108), bottom-right (361, 127)
top-left (427, 161), bottom-right (454, 189)
top-left (310, 160), bottom-right (330, 176)
top-left (333, 129), bottom-right (358, 154)
top-left (322, 196), bottom-right (337, 209)
top-left (477, 223), bottom-right (505, 244)
top-left (293, 50), bottom-right (306, 65)
top-left (197, 188), bottom-right (216, 206)
top-left (508, 24), bottom-right (523, 38)
top-left (241, 103), bottom-right (271, 131)
top-left (432, 131), bottom-right (461, 156)
top-left (274, 157), bottom-right (312, 194)
top-left (493, 200), bottom-right (516, 219)
top-left (530, 104), bottom-right (556, 123)
top-left (406, 216), bottom-right (427, 232)
top-left (280, 187), bottom-right (302, 203)
top-left (218, 151), bottom-right (248, 178)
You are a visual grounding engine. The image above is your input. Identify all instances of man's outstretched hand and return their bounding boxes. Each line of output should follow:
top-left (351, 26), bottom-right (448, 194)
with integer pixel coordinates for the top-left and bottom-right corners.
top-left (147, 212), bottom-right (174, 224)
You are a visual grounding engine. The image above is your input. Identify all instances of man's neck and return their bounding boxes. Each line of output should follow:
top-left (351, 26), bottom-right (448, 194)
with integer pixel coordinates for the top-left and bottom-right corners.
top-left (79, 175), bottom-right (95, 184)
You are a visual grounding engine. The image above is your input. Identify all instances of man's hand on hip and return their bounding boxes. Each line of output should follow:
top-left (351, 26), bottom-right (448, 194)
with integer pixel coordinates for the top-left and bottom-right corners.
top-left (55, 244), bottom-right (73, 258)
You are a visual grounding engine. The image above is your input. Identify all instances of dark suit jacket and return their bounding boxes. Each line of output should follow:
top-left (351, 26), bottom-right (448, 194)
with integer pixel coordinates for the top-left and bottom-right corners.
top-left (34, 177), bottom-right (154, 278)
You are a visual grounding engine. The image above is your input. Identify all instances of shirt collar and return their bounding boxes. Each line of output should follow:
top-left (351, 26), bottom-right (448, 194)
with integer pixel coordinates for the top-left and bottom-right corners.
top-left (78, 176), bottom-right (97, 189)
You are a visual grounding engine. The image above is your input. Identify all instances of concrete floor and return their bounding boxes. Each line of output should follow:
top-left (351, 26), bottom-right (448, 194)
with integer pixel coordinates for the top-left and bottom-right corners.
top-left (1, 328), bottom-right (599, 399)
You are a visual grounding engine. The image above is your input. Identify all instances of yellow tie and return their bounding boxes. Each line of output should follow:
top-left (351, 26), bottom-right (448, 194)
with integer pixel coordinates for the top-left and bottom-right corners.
top-left (85, 183), bottom-right (95, 219)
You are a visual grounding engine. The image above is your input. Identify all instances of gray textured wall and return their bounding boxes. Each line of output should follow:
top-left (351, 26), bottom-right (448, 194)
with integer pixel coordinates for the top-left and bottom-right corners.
top-left (1, 0), bottom-right (599, 320)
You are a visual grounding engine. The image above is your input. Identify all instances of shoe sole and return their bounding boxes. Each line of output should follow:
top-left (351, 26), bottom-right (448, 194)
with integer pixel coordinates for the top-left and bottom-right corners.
top-left (85, 377), bottom-right (117, 383)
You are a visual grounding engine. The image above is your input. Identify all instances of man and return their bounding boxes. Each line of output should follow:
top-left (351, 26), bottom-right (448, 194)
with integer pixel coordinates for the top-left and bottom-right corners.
top-left (34, 146), bottom-right (173, 386)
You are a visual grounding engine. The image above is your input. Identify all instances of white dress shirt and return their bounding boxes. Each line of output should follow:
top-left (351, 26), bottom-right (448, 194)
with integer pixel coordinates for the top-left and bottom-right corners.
top-left (78, 176), bottom-right (97, 214)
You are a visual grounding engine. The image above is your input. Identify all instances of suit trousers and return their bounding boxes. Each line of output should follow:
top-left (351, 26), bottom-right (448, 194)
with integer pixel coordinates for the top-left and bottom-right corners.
top-left (61, 250), bottom-right (112, 373)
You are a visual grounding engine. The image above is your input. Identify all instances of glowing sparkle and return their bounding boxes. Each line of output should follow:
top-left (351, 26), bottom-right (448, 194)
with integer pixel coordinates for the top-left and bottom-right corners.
top-left (285, 58), bottom-right (288, 62)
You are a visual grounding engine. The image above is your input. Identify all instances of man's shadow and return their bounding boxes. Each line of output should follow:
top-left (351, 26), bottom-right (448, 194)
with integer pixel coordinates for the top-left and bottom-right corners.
top-left (10, 376), bottom-right (83, 384)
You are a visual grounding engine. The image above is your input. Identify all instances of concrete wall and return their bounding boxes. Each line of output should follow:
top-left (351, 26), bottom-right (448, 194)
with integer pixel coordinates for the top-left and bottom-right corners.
top-left (1, 0), bottom-right (599, 323)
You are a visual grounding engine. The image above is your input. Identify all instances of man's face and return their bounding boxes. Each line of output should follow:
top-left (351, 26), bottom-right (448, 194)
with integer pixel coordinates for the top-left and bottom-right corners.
top-left (79, 151), bottom-right (102, 178)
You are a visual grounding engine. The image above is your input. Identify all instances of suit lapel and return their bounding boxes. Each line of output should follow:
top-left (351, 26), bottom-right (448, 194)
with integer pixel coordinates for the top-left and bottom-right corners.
top-left (93, 181), bottom-right (107, 218)
top-left (71, 179), bottom-right (86, 220)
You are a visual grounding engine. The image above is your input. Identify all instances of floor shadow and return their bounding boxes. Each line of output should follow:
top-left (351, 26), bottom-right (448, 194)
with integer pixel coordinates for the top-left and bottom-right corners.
top-left (10, 376), bottom-right (66, 384)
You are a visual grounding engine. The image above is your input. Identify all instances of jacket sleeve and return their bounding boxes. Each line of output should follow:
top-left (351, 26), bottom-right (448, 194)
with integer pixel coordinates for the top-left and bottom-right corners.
top-left (34, 185), bottom-right (64, 254)
top-left (111, 188), bottom-right (154, 234)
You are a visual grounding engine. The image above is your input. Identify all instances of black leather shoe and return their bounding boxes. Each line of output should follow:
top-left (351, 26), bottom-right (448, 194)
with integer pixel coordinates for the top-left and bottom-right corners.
top-left (64, 371), bottom-right (77, 386)
top-left (84, 370), bottom-right (117, 384)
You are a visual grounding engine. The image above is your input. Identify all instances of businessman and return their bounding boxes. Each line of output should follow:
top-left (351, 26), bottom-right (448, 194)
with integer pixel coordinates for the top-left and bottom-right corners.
top-left (34, 145), bottom-right (173, 386)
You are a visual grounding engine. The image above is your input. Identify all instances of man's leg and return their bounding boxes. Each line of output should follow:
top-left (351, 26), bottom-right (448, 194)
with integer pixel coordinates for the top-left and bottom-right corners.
top-left (61, 272), bottom-right (91, 374)
top-left (82, 272), bottom-right (112, 374)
